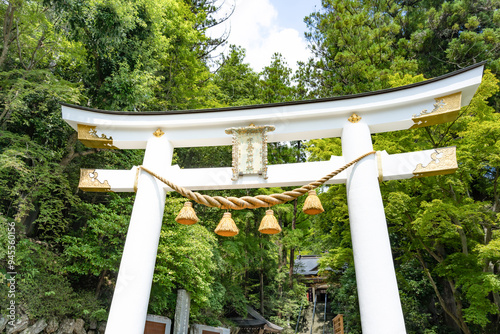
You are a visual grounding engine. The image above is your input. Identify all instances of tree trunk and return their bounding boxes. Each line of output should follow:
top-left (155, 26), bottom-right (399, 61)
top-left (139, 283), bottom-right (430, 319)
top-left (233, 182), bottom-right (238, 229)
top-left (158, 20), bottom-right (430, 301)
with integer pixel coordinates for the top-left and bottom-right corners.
top-left (289, 199), bottom-right (298, 288)
top-left (0, 2), bottom-right (17, 69)
top-left (96, 269), bottom-right (108, 299)
top-left (259, 229), bottom-right (265, 315)
top-left (260, 269), bottom-right (264, 314)
top-left (441, 278), bottom-right (465, 333)
top-left (289, 248), bottom-right (295, 289)
top-left (493, 168), bottom-right (499, 212)
top-left (60, 133), bottom-right (101, 167)
top-left (277, 217), bottom-right (284, 318)
top-left (416, 250), bottom-right (471, 334)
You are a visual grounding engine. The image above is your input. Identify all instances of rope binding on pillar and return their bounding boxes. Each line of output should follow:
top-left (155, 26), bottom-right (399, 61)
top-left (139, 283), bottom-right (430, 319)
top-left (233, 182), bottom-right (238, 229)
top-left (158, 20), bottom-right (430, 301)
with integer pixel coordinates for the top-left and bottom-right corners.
top-left (139, 150), bottom-right (376, 236)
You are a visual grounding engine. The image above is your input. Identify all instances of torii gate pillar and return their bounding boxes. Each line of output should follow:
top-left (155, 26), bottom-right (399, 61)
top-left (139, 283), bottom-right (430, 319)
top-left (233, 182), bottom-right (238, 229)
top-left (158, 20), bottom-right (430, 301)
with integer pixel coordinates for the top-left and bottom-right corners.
top-left (343, 121), bottom-right (406, 333)
top-left (106, 135), bottom-right (173, 333)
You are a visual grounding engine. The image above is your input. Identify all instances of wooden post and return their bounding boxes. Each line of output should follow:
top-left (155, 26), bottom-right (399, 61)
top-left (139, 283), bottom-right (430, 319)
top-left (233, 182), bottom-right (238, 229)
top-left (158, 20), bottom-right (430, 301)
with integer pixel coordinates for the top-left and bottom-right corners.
top-left (332, 314), bottom-right (343, 334)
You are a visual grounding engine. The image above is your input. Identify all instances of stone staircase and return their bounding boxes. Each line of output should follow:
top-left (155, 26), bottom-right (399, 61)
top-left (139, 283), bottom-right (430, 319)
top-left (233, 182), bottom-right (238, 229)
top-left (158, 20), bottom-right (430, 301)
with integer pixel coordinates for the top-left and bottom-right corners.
top-left (295, 301), bottom-right (335, 334)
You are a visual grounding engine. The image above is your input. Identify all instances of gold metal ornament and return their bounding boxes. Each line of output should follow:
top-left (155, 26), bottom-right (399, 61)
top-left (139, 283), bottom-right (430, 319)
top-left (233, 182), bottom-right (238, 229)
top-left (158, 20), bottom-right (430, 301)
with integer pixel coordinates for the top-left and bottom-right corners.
top-left (348, 113), bottom-right (362, 123)
top-left (412, 147), bottom-right (458, 178)
top-left (215, 212), bottom-right (239, 237)
top-left (411, 92), bottom-right (462, 128)
top-left (78, 169), bottom-right (112, 192)
top-left (77, 124), bottom-right (118, 149)
top-left (259, 210), bottom-right (282, 234)
top-left (153, 128), bottom-right (165, 137)
top-left (175, 202), bottom-right (199, 225)
top-left (303, 190), bottom-right (324, 215)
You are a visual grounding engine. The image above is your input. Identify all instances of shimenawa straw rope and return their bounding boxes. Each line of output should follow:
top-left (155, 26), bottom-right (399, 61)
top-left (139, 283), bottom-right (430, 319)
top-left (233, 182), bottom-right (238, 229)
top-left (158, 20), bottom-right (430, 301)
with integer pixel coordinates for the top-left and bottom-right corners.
top-left (139, 151), bottom-right (376, 210)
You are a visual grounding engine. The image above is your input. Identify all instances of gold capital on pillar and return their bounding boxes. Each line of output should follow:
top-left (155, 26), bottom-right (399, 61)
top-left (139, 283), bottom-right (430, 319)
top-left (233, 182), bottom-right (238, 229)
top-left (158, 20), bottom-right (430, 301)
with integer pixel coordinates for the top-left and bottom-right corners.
top-left (348, 113), bottom-right (362, 123)
top-left (153, 128), bottom-right (165, 137)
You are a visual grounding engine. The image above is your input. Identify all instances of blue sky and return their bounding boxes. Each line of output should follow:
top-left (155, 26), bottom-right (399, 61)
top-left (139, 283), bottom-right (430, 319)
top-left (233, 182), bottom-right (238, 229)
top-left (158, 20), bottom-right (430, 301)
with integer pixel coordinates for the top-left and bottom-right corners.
top-left (208, 0), bottom-right (323, 73)
top-left (272, 0), bottom-right (322, 34)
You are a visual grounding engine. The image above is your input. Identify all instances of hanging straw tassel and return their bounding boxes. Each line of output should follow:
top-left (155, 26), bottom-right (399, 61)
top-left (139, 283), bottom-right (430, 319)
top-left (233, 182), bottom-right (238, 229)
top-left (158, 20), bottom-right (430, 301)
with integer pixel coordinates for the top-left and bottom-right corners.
top-left (303, 190), bottom-right (324, 215)
top-left (215, 212), bottom-right (239, 237)
top-left (259, 209), bottom-right (282, 234)
top-left (175, 202), bottom-right (199, 225)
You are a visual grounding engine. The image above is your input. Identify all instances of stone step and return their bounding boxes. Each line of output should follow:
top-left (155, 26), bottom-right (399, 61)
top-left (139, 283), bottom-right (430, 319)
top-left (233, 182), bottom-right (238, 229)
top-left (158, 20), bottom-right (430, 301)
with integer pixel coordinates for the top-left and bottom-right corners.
top-left (294, 302), bottom-right (335, 334)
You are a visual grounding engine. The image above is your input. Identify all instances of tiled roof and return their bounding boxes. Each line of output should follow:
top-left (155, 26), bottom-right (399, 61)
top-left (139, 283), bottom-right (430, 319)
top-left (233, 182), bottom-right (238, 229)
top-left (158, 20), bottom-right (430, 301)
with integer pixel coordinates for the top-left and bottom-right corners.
top-left (294, 255), bottom-right (321, 276)
top-left (229, 306), bottom-right (283, 332)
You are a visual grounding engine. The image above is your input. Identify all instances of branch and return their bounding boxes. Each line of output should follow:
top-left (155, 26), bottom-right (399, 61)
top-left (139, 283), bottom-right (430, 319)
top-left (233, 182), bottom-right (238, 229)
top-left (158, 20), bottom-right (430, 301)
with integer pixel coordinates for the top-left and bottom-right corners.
top-left (60, 132), bottom-right (101, 167)
top-left (424, 126), bottom-right (438, 147)
top-left (415, 235), bottom-right (444, 263)
top-left (27, 31), bottom-right (47, 70)
top-left (452, 216), bottom-right (468, 255)
top-left (60, 148), bottom-right (101, 167)
top-left (415, 250), bottom-right (470, 333)
top-left (436, 104), bottom-right (471, 148)
top-left (494, 168), bottom-right (499, 213)
top-left (16, 21), bottom-right (28, 71)
top-left (430, 54), bottom-right (463, 69)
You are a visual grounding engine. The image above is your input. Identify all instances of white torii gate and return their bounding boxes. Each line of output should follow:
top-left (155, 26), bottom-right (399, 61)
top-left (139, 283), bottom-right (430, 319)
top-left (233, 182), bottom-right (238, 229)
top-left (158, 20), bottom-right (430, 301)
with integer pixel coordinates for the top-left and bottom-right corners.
top-left (62, 63), bottom-right (484, 334)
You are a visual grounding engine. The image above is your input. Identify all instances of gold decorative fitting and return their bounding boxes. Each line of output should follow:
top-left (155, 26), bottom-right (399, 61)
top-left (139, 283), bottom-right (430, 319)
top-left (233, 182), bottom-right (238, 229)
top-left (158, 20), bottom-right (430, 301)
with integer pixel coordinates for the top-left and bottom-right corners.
top-left (134, 167), bottom-right (140, 192)
top-left (303, 190), bottom-right (324, 215)
top-left (411, 92), bottom-right (462, 128)
top-left (259, 210), bottom-right (282, 234)
top-left (153, 128), bottom-right (165, 137)
top-left (215, 212), bottom-right (239, 237)
top-left (412, 147), bottom-right (458, 178)
top-left (175, 202), bottom-right (199, 225)
top-left (225, 124), bottom-right (275, 181)
top-left (348, 113), bottom-right (362, 123)
top-left (77, 124), bottom-right (118, 149)
top-left (78, 169), bottom-right (112, 192)
top-left (376, 151), bottom-right (383, 183)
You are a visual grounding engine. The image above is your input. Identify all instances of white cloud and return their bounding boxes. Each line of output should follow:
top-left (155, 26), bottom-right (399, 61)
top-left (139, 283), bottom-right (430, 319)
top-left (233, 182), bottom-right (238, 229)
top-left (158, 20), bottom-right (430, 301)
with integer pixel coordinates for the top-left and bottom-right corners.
top-left (207, 0), bottom-right (312, 74)
top-left (228, 0), bottom-right (277, 47)
top-left (248, 27), bottom-right (310, 73)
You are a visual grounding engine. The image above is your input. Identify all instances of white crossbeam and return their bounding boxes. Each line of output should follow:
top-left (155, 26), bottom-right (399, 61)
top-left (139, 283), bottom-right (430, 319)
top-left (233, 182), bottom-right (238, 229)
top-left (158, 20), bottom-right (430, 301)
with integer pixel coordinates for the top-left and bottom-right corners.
top-left (79, 148), bottom-right (457, 193)
top-left (62, 64), bottom-right (483, 149)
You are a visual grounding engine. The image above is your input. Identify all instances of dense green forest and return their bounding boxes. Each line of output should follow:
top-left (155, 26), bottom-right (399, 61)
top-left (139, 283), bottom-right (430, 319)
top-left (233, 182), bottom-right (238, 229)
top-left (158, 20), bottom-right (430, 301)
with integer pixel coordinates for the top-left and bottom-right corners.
top-left (0, 0), bottom-right (499, 333)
